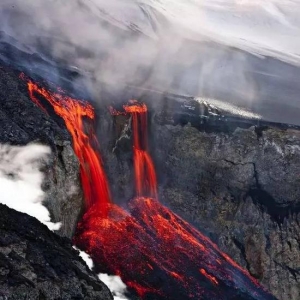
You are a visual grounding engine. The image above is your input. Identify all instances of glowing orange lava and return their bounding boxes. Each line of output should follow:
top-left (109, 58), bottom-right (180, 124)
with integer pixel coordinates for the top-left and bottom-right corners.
top-left (23, 74), bottom-right (276, 299)
top-left (75, 197), bottom-right (276, 300)
top-left (112, 101), bottom-right (158, 199)
top-left (22, 74), bottom-right (111, 216)
top-left (200, 269), bottom-right (218, 286)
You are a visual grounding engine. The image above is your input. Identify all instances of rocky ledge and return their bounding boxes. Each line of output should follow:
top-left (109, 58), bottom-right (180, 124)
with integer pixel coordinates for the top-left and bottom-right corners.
top-left (153, 122), bottom-right (300, 300)
top-left (0, 203), bottom-right (113, 300)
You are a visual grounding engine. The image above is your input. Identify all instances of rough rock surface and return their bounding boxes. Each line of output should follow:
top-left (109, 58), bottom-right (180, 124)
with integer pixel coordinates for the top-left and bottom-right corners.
top-left (153, 122), bottom-right (300, 300)
top-left (0, 66), bottom-right (83, 238)
top-left (104, 111), bottom-right (300, 300)
top-left (0, 58), bottom-right (298, 299)
top-left (0, 203), bottom-right (113, 300)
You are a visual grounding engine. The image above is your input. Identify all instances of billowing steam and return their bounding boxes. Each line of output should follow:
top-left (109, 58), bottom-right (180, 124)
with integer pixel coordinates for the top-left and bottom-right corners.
top-left (1, 0), bottom-right (300, 125)
top-left (75, 247), bottom-right (129, 300)
top-left (0, 143), bottom-right (61, 231)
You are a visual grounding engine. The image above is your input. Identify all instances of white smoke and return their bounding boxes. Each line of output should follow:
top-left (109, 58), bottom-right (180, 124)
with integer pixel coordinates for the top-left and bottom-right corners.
top-left (1, 1), bottom-right (300, 124)
top-left (75, 247), bottom-right (130, 300)
top-left (0, 143), bottom-right (61, 231)
top-left (1, 0), bottom-right (299, 64)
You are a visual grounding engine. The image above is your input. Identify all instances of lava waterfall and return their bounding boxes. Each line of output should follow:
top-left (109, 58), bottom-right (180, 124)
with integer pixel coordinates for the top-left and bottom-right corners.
top-left (114, 100), bottom-right (158, 199)
top-left (24, 75), bottom-right (277, 300)
top-left (22, 74), bottom-right (111, 216)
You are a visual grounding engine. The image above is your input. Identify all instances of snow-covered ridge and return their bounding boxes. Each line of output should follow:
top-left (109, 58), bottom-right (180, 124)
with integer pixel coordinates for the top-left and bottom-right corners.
top-left (85, 0), bottom-right (300, 64)
top-left (2, 0), bottom-right (299, 64)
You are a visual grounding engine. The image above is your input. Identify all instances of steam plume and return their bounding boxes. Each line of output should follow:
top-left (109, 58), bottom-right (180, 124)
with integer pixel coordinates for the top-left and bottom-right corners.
top-left (1, 1), bottom-right (300, 125)
top-left (0, 143), bottom-right (61, 231)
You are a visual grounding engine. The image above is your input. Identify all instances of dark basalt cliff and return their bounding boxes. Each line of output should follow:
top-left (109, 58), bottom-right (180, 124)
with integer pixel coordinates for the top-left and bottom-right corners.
top-left (153, 123), bottom-right (300, 300)
top-left (0, 66), bottom-right (83, 238)
top-left (102, 110), bottom-right (300, 300)
top-left (0, 203), bottom-right (113, 300)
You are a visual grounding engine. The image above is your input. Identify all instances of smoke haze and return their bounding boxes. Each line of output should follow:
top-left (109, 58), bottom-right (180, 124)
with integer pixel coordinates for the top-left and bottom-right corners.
top-left (0, 143), bottom-right (61, 231)
top-left (0, 0), bottom-right (300, 125)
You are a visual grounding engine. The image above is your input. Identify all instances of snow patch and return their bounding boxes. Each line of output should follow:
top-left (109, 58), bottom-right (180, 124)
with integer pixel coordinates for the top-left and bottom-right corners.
top-left (196, 97), bottom-right (261, 119)
top-left (74, 247), bottom-right (130, 300)
top-left (98, 274), bottom-right (129, 300)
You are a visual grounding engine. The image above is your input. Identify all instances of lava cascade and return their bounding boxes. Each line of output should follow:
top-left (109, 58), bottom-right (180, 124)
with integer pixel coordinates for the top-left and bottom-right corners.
top-left (23, 77), bottom-right (276, 300)
top-left (75, 197), bottom-right (276, 300)
top-left (22, 74), bottom-right (110, 216)
top-left (76, 101), bottom-right (276, 299)
top-left (112, 100), bottom-right (158, 198)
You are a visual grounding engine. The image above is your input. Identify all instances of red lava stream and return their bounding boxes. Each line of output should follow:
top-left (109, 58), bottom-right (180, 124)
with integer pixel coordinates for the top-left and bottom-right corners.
top-left (23, 75), bottom-right (276, 300)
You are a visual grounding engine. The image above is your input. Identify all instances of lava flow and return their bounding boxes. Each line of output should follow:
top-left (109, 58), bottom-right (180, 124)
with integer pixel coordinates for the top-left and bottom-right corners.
top-left (23, 75), bottom-right (276, 299)
top-left (76, 101), bottom-right (276, 299)
top-left (75, 197), bottom-right (277, 300)
top-left (21, 74), bottom-right (110, 216)
top-left (111, 100), bottom-right (158, 199)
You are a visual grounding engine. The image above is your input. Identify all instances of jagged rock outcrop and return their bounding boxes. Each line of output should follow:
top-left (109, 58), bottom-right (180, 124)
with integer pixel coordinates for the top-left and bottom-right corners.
top-left (105, 111), bottom-right (300, 300)
top-left (0, 66), bottom-right (83, 238)
top-left (153, 122), bottom-right (300, 300)
top-left (0, 203), bottom-right (113, 300)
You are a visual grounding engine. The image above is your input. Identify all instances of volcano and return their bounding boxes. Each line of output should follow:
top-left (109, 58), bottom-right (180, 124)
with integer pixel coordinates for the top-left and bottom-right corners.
top-left (23, 75), bottom-right (277, 300)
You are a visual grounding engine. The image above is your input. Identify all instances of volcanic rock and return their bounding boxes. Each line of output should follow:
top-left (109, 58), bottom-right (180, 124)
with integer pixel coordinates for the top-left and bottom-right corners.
top-left (0, 66), bottom-right (83, 238)
top-left (0, 203), bottom-right (113, 300)
top-left (104, 111), bottom-right (300, 300)
top-left (0, 54), bottom-right (298, 299)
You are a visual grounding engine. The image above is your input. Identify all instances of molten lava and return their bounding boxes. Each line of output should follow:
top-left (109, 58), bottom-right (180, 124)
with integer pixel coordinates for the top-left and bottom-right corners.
top-left (22, 74), bottom-right (110, 216)
top-left (75, 197), bottom-right (276, 300)
top-left (23, 75), bottom-right (276, 299)
top-left (111, 100), bottom-right (158, 199)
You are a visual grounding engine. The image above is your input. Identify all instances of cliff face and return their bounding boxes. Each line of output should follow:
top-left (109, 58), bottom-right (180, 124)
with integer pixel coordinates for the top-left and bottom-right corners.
top-left (104, 111), bottom-right (300, 300)
top-left (153, 122), bottom-right (300, 300)
top-left (0, 203), bottom-right (113, 300)
top-left (0, 66), bottom-right (83, 238)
